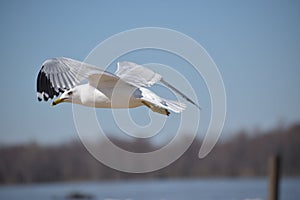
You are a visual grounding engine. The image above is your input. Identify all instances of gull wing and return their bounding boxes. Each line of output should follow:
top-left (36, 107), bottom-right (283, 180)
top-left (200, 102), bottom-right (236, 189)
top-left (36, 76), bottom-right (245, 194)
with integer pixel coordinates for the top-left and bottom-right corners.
top-left (160, 79), bottom-right (201, 110)
top-left (115, 61), bottom-right (201, 109)
top-left (115, 61), bottom-right (162, 87)
top-left (37, 57), bottom-right (106, 101)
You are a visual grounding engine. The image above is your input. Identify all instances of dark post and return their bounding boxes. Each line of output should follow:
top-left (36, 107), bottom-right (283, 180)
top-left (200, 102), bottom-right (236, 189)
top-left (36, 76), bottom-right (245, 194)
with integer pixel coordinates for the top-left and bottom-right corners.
top-left (268, 154), bottom-right (281, 200)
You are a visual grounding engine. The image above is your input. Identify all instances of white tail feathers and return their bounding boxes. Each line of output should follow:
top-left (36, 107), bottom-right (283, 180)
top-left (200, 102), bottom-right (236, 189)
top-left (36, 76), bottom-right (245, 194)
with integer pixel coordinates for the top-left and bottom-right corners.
top-left (163, 99), bottom-right (186, 113)
top-left (138, 88), bottom-right (186, 116)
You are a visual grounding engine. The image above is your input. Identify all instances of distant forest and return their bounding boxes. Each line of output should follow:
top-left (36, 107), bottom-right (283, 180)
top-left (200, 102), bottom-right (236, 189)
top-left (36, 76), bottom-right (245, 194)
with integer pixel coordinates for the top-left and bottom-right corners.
top-left (0, 123), bottom-right (299, 184)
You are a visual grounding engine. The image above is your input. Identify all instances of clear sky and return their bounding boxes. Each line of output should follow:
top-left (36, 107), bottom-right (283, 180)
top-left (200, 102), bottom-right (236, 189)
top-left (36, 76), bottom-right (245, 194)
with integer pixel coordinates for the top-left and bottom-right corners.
top-left (0, 0), bottom-right (299, 144)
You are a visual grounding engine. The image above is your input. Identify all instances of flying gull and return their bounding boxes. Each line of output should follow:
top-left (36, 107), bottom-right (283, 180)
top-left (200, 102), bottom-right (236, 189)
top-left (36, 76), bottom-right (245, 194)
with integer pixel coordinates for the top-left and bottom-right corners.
top-left (36, 57), bottom-right (200, 115)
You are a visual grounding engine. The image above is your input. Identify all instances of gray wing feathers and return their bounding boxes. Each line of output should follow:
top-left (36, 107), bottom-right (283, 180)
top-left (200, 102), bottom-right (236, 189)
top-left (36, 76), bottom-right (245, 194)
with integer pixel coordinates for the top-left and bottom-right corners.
top-left (116, 61), bottom-right (200, 110)
top-left (115, 62), bottom-right (162, 87)
top-left (160, 79), bottom-right (201, 110)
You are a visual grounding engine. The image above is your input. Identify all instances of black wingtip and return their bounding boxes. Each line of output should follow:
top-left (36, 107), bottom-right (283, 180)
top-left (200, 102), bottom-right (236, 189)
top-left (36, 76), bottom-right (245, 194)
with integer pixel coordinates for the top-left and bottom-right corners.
top-left (43, 95), bottom-right (49, 101)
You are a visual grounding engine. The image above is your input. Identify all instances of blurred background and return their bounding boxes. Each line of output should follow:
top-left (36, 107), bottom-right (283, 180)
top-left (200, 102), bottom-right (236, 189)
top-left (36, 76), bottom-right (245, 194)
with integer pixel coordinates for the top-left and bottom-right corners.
top-left (0, 1), bottom-right (299, 200)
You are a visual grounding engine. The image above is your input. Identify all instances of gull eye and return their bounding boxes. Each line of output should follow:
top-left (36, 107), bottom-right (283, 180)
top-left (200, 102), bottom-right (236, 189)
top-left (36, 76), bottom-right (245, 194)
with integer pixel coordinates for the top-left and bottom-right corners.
top-left (67, 91), bottom-right (73, 95)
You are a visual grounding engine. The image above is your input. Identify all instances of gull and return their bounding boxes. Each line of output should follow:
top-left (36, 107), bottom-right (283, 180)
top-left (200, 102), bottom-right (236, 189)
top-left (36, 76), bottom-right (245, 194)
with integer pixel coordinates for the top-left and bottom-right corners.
top-left (36, 57), bottom-right (200, 115)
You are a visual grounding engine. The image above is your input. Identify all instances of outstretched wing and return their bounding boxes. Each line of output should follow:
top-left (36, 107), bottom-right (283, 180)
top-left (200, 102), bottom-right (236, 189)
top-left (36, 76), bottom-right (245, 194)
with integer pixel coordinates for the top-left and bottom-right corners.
top-left (160, 79), bottom-right (201, 110)
top-left (36, 57), bottom-right (108, 101)
top-left (115, 61), bottom-right (162, 87)
top-left (115, 61), bottom-right (201, 110)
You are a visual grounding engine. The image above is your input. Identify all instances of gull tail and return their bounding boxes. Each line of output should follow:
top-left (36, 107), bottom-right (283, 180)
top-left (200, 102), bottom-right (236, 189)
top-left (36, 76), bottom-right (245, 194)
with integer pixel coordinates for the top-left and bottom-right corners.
top-left (138, 88), bottom-right (186, 116)
top-left (161, 99), bottom-right (186, 113)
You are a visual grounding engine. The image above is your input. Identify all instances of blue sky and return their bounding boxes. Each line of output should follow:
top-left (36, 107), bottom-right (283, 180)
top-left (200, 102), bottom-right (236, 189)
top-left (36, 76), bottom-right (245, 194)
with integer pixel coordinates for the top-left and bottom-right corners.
top-left (0, 0), bottom-right (299, 144)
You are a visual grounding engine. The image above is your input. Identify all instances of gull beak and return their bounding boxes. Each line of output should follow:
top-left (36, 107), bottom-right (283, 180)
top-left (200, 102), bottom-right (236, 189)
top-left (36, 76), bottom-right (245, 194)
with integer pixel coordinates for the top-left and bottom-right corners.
top-left (51, 98), bottom-right (66, 106)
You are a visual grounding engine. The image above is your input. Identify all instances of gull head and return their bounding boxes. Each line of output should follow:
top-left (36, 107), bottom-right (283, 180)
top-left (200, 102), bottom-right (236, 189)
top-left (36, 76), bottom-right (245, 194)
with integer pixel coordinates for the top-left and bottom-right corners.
top-left (52, 88), bottom-right (78, 106)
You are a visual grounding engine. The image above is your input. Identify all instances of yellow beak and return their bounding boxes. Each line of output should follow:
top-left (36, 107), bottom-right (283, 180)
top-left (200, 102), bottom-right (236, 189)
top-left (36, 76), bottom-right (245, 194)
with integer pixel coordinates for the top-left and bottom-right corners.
top-left (52, 98), bottom-right (65, 106)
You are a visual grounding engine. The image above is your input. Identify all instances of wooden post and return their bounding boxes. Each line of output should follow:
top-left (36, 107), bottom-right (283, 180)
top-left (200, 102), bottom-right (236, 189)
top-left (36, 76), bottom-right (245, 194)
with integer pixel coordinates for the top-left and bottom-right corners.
top-left (268, 154), bottom-right (281, 200)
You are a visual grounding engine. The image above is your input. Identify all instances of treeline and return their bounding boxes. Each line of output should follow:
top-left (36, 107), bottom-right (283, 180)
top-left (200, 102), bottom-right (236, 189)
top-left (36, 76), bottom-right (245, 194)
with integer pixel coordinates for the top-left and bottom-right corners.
top-left (0, 123), bottom-right (299, 184)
